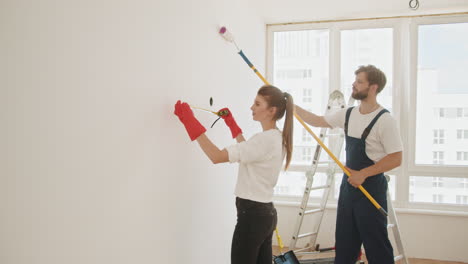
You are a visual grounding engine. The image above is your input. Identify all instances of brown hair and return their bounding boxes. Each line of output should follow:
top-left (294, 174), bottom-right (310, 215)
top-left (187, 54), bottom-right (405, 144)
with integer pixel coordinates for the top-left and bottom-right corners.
top-left (355, 65), bottom-right (387, 93)
top-left (257, 85), bottom-right (294, 170)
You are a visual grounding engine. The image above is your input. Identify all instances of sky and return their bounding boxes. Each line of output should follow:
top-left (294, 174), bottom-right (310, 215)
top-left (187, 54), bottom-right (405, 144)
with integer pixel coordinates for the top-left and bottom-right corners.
top-left (419, 22), bottom-right (468, 94)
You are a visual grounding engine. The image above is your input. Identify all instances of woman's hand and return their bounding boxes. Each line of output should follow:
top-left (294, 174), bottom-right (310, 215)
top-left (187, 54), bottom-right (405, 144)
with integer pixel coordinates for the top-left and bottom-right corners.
top-left (218, 107), bottom-right (242, 139)
top-left (174, 100), bottom-right (206, 141)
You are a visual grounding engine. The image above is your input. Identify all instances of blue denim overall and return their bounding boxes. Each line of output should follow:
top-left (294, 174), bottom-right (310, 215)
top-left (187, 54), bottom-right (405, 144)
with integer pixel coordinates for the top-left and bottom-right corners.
top-left (334, 107), bottom-right (394, 264)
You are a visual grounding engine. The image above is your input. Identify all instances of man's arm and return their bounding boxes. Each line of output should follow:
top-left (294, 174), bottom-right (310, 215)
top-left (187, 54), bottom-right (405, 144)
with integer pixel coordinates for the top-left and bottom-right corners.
top-left (347, 151), bottom-right (402, 187)
top-left (295, 104), bottom-right (331, 128)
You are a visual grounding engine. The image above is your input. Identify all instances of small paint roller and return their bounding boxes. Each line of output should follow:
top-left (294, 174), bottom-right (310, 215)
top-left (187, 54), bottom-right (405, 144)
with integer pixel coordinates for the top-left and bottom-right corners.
top-left (219, 26), bottom-right (239, 50)
top-left (219, 26), bottom-right (269, 84)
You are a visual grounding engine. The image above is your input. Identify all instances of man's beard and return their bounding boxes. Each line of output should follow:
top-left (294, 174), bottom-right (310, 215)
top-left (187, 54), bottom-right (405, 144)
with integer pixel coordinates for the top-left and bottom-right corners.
top-left (352, 87), bottom-right (370, 100)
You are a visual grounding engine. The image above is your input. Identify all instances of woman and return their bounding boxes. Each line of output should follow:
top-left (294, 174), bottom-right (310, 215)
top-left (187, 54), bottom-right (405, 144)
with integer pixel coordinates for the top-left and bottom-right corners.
top-left (174, 85), bottom-right (294, 264)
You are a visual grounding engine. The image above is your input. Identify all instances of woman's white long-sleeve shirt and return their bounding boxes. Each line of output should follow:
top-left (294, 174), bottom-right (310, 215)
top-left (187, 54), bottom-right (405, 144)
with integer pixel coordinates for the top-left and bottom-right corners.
top-left (226, 129), bottom-right (284, 203)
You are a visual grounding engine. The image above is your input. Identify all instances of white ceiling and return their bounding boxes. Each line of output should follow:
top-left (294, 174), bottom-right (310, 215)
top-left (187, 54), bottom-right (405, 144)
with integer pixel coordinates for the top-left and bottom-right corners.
top-left (248, 0), bottom-right (468, 24)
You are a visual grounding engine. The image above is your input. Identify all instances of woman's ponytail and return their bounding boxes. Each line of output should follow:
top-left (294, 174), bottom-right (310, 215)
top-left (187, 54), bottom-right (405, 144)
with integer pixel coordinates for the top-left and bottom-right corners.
top-left (282, 92), bottom-right (294, 170)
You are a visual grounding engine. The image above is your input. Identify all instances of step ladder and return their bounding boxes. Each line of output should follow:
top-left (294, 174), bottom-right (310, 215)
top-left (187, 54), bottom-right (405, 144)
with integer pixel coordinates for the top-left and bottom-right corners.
top-left (386, 175), bottom-right (409, 264)
top-left (290, 91), bottom-right (409, 264)
top-left (289, 90), bottom-right (347, 253)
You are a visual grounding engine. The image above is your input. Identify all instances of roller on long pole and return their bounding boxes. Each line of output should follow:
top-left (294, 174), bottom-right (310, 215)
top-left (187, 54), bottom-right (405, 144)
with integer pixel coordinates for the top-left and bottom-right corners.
top-left (219, 26), bottom-right (387, 217)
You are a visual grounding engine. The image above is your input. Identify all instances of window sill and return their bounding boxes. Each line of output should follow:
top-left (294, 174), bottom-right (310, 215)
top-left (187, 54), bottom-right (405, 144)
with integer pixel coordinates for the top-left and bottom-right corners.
top-left (273, 200), bottom-right (468, 217)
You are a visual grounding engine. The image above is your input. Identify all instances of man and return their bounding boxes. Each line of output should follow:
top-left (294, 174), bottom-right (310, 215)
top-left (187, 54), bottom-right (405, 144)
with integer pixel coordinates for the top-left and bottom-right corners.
top-left (295, 65), bottom-right (402, 264)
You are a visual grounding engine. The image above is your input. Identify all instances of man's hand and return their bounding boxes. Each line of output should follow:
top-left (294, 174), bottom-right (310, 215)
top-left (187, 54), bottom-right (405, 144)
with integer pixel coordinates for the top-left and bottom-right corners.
top-left (345, 166), bottom-right (368, 188)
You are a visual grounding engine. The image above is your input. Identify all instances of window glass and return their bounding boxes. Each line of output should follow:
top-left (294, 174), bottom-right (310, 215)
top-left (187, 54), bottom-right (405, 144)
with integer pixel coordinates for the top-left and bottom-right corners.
top-left (341, 28), bottom-right (393, 111)
top-left (410, 176), bottom-right (468, 205)
top-left (415, 23), bottom-right (468, 166)
top-left (273, 30), bottom-right (330, 196)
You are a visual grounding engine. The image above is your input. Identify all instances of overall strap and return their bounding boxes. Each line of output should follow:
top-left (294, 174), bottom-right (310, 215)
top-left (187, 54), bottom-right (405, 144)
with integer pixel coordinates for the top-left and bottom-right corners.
top-left (344, 107), bottom-right (354, 136)
top-left (361, 109), bottom-right (389, 140)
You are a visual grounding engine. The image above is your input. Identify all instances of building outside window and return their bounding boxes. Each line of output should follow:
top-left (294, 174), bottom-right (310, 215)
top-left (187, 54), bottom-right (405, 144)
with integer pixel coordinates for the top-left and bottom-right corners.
top-left (302, 128), bottom-right (312, 142)
top-left (303, 88), bottom-right (313, 103)
top-left (460, 178), bottom-right (468, 189)
top-left (302, 147), bottom-right (312, 162)
top-left (433, 194), bottom-right (444, 203)
top-left (457, 129), bottom-right (468, 140)
top-left (432, 177), bottom-right (443, 188)
top-left (456, 195), bottom-right (468, 205)
top-left (432, 151), bottom-right (444, 164)
top-left (456, 151), bottom-right (468, 161)
top-left (433, 129), bottom-right (445, 144)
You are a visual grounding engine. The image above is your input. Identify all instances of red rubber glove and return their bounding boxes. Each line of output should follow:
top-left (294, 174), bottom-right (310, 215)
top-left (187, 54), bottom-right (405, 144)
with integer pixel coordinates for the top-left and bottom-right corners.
top-left (174, 100), bottom-right (206, 141)
top-left (218, 107), bottom-right (242, 139)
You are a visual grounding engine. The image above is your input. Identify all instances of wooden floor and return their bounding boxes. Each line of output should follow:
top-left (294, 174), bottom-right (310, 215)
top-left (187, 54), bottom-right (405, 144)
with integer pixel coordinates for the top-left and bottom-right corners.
top-left (273, 246), bottom-right (467, 264)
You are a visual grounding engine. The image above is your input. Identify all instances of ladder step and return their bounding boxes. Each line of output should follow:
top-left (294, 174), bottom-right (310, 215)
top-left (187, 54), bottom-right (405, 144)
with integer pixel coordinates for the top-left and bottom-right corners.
top-left (394, 255), bottom-right (403, 261)
top-left (293, 246), bottom-right (316, 254)
top-left (297, 232), bottom-right (318, 239)
top-left (309, 185), bottom-right (331, 191)
top-left (387, 223), bottom-right (395, 228)
top-left (314, 161), bottom-right (333, 165)
top-left (304, 208), bottom-right (324, 215)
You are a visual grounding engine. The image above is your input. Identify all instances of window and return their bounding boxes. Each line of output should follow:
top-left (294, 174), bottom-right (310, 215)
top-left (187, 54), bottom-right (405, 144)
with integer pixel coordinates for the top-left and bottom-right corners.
top-left (456, 195), bottom-right (468, 205)
top-left (432, 177), bottom-right (443, 188)
top-left (303, 88), bottom-right (313, 103)
top-left (273, 29), bottom-right (331, 198)
top-left (410, 176), bottom-right (468, 205)
top-left (302, 128), bottom-right (312, 142)
top-left (274, 171), bottom-right (327, 197)
top-left (457, 129), bottom-right (468, 140)
top-left (302, 147), bottom-right (312, 162)
top-left (432, 151), bottom-right (444, 164)
top-left (460, 179), bottom-right (468, 189)
top-left (456, 151), bottom-right (468, 161)
top-left (433, 129), bottom-right (445, 144)
top-left (433, 194), bottom-right (444, 203)
top-left (434, 108), bottom-right (445, 118)
top-left (341, 28), bottom-right (393, 111)
top-left (268, 15), bottom-right (468, 213)
top-left (276, 69), bottom-right (313, 79)
top-left (415, 21), bottom-right (468, 167)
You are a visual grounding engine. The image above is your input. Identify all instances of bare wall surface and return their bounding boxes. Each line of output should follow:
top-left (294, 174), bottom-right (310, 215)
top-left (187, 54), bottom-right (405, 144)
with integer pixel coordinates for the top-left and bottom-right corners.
top-left (1, 0), bottom-right (266, 263)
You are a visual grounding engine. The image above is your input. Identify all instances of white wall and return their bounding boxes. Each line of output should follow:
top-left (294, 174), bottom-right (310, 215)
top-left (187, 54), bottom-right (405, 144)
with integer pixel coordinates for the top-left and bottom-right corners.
top-left (1, 0), bottom-right (266, 263)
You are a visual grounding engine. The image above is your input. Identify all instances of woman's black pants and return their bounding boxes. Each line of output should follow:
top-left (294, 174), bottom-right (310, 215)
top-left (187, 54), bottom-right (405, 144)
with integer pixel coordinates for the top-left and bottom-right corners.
top-left (231, 197), bottom-right (277, 264)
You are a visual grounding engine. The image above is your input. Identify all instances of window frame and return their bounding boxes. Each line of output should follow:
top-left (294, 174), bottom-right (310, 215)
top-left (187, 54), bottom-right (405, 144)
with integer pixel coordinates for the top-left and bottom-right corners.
top-left (267, 14), bottom-right (468, 213)
top-left (406, 15), bottom-right (468, 211)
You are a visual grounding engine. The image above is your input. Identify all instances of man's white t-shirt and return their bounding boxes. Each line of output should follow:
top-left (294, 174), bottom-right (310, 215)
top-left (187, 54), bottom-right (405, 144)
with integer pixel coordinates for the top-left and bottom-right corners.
top-left (226, 129), bottom-right (284, 203)
top-left (324, 106), bottom-right (403, 163)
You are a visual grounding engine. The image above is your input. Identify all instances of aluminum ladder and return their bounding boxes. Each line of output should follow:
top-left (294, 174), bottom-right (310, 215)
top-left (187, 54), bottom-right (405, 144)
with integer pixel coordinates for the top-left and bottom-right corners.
top-left (289, 90), bottom-right (347, 253)
top-left (386, 175), bottom-right (410, 264)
